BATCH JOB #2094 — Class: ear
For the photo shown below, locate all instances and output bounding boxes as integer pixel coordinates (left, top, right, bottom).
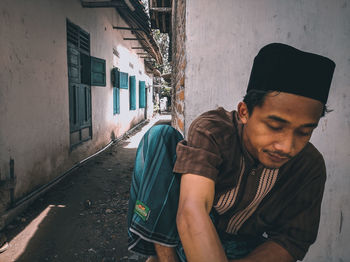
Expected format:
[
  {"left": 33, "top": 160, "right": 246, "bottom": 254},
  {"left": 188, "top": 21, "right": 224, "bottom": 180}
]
[{"left": 237, "top": 102, "right": 249, "bottom": 124}]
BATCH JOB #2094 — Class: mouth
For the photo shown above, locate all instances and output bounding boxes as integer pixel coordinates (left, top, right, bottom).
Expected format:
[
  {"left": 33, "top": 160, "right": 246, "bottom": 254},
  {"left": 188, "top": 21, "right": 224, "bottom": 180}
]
[{"left": 265, "top": 151, "right": 290, "bottom": 163}]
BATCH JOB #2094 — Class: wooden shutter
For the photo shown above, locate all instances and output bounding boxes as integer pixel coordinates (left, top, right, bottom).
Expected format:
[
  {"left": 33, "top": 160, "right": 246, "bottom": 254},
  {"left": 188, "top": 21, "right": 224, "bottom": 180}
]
[
  {"left": 79, "top": 29, "right": 90, "bottom": 54},
  {"left": 80, "top": 53, "right": 91, "bottom": 85},
  {"left": 113, "top": 87, "right": 120, "bottom": 114},
  {"left": 69, "top": 83, "right": 79, "bottom": 132},
  {"left": 111, "top": 68, "right": 119, "bottom": 87},
  {"left": 69, "top": 84, "right": 91, "bottom": 131},
  {"left": 119, "top": 72, "right": 129, "bottom": 89},
  {"left": 129, "top": 76, "right": 136, "bottom": 110},
  {"left": 79, "top": 85, "right": 91, "bottom": 127},
  {"left": 91, "top": 56, "right": 106, "bottom": 86},
  {"left": 67, "top": 19, "right": 92, "bottom": 146},
  {"left": 139, "top": 81, "right": 146, "bottom": 108},
  {"left": 67, "top": 44, "right": 80, "bottom": 84}
]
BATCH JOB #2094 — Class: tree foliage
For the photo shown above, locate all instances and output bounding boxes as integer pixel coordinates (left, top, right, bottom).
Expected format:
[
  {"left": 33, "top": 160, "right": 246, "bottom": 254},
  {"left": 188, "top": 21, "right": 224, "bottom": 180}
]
[
  {"left": 152, "top": 30, "right": 171, "bottom": 74},
  {"left": 161, "top": 87, "right": 172, "bottom": 98},
  {"left": 140, "top": 1, "right": 171, "bottom": 74}
]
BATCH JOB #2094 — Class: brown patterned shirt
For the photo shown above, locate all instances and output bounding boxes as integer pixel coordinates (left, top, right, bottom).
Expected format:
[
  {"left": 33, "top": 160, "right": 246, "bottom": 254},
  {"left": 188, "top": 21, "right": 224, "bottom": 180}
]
[{"left": 173, "top": 107, "right": 326, "bottom": 261}]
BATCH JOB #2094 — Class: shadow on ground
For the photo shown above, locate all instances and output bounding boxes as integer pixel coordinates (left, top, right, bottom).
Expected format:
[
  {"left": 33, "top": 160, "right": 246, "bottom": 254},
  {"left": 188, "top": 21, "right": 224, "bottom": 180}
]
[{"left": 0, "top": 118, "right": 171, "bottom": 262}]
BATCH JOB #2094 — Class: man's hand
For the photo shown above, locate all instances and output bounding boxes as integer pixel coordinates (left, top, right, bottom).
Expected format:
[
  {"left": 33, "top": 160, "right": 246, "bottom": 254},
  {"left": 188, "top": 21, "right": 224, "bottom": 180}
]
[{"left": 176, "top": 173, "right": 229, "bottom": 262}]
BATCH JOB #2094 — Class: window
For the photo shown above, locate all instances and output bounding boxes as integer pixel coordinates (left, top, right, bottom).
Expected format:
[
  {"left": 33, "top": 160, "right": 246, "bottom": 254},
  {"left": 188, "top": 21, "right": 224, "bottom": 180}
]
[
  {"left": 67, "top": 20, "right": 106, "bottom": 147},
  {"left": 119, "top": 72, "right": 129, "bottom": 89},
  {"left": 91, "top": 57, "right": 106, "bottom": 86},
  {"left": 129, "top": 75, "right": 136, "bottom": 110},
  {"left": 139, "top": 81, "right": 146, "bottom": 108}
]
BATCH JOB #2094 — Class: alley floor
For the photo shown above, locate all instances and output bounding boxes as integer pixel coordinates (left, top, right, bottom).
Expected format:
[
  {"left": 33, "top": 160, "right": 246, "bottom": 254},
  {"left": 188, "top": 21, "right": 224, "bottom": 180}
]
[{"left": 0, "top": 114, "right": 172, "bottom": 262}]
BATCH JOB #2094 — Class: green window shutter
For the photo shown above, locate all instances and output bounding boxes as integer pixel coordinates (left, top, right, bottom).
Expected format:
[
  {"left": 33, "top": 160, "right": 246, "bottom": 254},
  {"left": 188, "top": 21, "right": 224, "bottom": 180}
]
[
  {"left": 139, "top": 81, "right": 146, "bottom": 108},
  {"left": 111, "top": 68, "right": 119, "bottom": 87},
  {"left": 67, "top": 20, "right": 92, "bottom": 146},
  {"left": 67, "top": 44, "right": 80, "bottom": 84},
  {"left": 91, "top": 56, "right": 106, "bottom": 86},
  {"left": 129, "top": 75, "right": 136, "bottom": 110},
  {"left": 113, "top": 87, "right": 117, "bottom": 114},
  {"left": 119, "top": 72, "right": 129, "bottom": 89},
  {"left": 78, "top": 85, "right": 91, "bottom": 127},
  {"left": 116, "top": 87, "right": 120, "bottom": 114},
  {"left": 86, "top": 86, "right": 92, "bottom": 125},
  {"left": 69, "top": 83, "right": 79, "bottom": 132},
  {"left": 70, "top": 84, "right": 91, "bottom": 132},
  {"left": 113, "top": 87, "right": 120, "bottom": 114},
  {"left": 78, "top": 85, "right": 86, "bottom": 126},
  {"left": 81, "top": 53, "right": 91, "bottom": 85}
]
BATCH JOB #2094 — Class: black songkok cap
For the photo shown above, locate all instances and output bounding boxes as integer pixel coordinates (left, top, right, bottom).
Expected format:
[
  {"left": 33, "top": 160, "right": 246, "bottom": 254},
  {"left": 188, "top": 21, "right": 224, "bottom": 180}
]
[{"left": 247, "top": 43, "right": 336, "bottom": 104}]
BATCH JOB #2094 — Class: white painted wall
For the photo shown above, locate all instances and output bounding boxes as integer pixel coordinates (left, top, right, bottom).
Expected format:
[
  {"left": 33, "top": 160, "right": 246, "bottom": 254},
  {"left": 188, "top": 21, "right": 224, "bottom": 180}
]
[
  {"left": 0, "top": 0, "right": 153, "bottom": 202},
  {"left": 184, "top": 0, "right": 350, "bottom": 261}
]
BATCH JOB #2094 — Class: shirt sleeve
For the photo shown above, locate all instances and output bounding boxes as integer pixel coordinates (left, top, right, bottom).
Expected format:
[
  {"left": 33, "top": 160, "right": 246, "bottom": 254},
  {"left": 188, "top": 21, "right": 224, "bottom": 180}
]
[
  {"left": 173, "top": 117, "right": 223, "bottom": 181},
  {"left": 267, "top": 155, "right": 326, "bottom": 261}
]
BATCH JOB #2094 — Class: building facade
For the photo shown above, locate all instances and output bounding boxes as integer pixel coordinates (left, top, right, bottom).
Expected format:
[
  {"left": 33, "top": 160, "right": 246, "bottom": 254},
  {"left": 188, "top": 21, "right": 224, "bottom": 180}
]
[{"left": 0, "top": 0, "right": 161, "bottom": 227}]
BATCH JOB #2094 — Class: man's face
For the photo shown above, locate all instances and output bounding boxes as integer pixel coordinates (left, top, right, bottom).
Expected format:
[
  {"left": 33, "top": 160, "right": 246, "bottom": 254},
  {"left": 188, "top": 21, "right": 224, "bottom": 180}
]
[{"left": 238, "top": 92, "right": 324, "bottom": 169}]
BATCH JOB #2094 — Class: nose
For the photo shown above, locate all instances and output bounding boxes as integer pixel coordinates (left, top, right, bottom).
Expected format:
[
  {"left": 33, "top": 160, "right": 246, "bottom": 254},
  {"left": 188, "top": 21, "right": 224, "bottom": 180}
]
[{"left": 273, "top": 133, "right": 295, "bottom": 156}]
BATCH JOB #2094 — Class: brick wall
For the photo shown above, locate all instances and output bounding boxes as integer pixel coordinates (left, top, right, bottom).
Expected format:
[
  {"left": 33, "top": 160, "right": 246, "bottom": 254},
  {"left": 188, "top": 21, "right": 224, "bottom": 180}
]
[{"left": 171, "top": 0, "right": 186, "bottom": 136}]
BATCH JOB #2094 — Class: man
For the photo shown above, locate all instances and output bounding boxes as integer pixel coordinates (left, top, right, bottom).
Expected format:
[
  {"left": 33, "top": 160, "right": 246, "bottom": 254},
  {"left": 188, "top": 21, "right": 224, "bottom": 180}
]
[{"left": 127, "top": 43, "right": 335, "bottom": 261}]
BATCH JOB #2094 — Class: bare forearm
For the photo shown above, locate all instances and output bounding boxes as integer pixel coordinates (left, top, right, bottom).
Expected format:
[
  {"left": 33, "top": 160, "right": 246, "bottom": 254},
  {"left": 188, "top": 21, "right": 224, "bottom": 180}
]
[
  {"left": 177, "top": 208, "right": 228, "bottom": 262},
  {"left": 230, "top": 241, "right": 295, "bottom": 262},
  {"left": 177, "top": 174, "right": 228, "bottom": 261}
]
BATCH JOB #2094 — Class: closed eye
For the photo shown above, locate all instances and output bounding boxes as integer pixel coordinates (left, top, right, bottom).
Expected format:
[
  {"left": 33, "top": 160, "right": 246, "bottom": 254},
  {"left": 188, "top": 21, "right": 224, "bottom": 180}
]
[{"left": 267, "top": 124, "right": 283, "bottom": 131}]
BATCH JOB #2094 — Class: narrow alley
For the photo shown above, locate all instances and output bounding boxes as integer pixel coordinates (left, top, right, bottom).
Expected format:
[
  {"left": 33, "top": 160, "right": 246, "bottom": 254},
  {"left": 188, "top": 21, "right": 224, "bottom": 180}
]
[
  {"left": 0, "top": 115, "right": 171, "bottom": 262},
  {"left": 1, "top": 1, "right": 349, "bottom": 261}
]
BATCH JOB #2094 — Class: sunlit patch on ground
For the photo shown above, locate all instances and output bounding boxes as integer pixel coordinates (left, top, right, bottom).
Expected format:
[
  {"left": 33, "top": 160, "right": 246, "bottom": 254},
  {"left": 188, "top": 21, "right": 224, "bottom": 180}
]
[
  {"left": 123, "top": 114, "right": 172, "bottom": 149},
  {"left": 0, "top": 205, "right": 65, "bottom": 262}
]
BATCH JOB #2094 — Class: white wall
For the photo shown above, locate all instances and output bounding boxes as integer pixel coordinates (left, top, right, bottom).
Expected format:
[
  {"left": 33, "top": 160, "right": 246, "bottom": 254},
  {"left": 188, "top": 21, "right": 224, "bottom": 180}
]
[
  {"left": 185, "top": 0, "right": 350, "bottom": 261},
  {"left": 0, "top": 0, "right": 152, "bottom": 202}
]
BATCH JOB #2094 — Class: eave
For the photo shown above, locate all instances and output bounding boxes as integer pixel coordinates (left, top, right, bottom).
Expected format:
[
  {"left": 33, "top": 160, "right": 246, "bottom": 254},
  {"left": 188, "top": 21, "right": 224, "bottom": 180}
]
[
  {"left": 81, "top": 0, "right": 163, "bottom": 64},
  {"left": 148, "top": 0, "right": 172, "bottom": 34}
]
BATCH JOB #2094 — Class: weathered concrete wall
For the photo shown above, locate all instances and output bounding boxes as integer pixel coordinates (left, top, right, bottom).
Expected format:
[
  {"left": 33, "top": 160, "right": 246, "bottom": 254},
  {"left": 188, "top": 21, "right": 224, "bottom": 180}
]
[
  {"left": 171, "top": 0, "right": 186, "bottom": 135},
  {"left": 0, "top": 0, "right": 152, "bottom": 211},
  {"left": 184, "top": 0, "right": 350, "bottom": 261}
]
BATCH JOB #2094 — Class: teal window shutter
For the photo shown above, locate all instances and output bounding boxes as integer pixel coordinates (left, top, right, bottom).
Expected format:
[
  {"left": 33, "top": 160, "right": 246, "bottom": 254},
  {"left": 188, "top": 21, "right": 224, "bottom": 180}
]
[
  {"left": 78, "top": 85, "right": 91, "bottom": 127},
  {"left": 68, "top": 84, "right": 91, "bottom": 131},
  {"left": 113, "top": 87, "right": 120, "bottom": 114},
  {"left": 111, "top": 67, "right": 119, "bottom": 87},
  {"left": 67, "top": 44, "right": 80, "bottom": 84},
  {"left": 80, "top": 53, "right": 91, "bottom": 85},
  {"left": 116, "top": 87, "right": 120, "bottom": 114},
  {"left": 91, "top": 56, "right": 106, "bottom": 86},
  {"left": 119, "top": 72, "right": 129, "bottom": 89},
  {"left": 129, "top": 76, "right": 136, "bottom": 110},
  {"left": 139, "top": 81, "right": 146, "bottom": 108},
  {"left": 67, "top": 20, "right": 92, "bottom": 146},
  {"left": 69, "top": 83, "right": 79, "bottom": 131}
]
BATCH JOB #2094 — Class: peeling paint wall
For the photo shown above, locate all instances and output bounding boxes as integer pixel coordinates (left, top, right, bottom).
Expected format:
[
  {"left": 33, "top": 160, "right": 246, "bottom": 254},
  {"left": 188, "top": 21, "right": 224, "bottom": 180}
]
[
  {"left": 171, "top": 0, "right": 186, "bottom": 135},
  {"left": 0, "top": 0, "right": 153, "bottom": 211},
  {"left": 184, "top": 0, "right": 350, "bottom": 260}
]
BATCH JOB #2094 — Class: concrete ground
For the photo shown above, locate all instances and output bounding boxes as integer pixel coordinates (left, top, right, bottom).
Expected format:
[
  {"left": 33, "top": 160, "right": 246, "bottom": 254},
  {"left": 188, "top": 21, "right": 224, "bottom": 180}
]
[{"left": 0, "top": 114, "right": 172, "bottom": 262}]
